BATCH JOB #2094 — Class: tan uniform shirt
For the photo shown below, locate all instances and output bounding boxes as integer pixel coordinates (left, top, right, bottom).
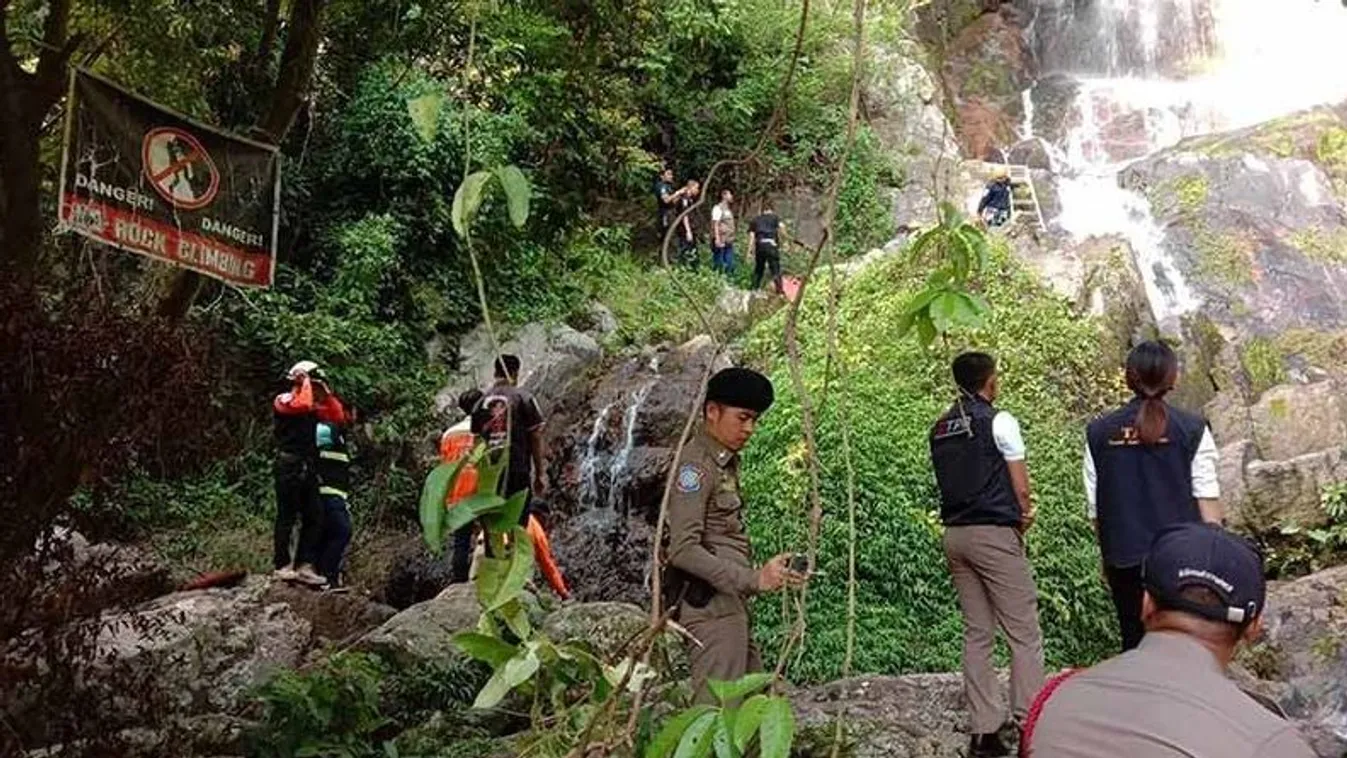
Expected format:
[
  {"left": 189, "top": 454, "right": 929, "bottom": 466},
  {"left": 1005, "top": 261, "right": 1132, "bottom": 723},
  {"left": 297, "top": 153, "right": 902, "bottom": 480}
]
[
  {"left": 666, "top": 430, "right": 759, "bottom": 612},
  {"left": 1032, "top": 632, "right": 1316, "bottom": 758}
]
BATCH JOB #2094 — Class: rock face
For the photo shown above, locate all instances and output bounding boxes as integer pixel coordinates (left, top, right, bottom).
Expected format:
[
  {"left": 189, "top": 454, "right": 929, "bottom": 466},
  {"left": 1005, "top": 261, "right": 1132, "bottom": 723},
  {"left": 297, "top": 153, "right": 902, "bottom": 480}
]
[
  {"left": 940, "top": 9, "right": 1034, "bottom": 159},
  {"left": 436, "top": 322, "right": 603, "bottom": 421},
  {"left": 792, "top": 673, "right": 983, "bottom": 757},
  {"left": 540, "top": 601, "right": 689, "bottom": 679},
  {"left": 1238, "top": 565, "right": 1347, "bottom": 756}
]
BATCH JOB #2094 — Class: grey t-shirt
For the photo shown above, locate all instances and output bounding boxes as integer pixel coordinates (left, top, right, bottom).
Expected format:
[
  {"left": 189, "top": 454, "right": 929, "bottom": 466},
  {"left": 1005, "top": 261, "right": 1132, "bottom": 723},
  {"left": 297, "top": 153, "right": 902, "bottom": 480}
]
[{"left": 1031, "top": 632, "right": 1316, "bottom": 758}]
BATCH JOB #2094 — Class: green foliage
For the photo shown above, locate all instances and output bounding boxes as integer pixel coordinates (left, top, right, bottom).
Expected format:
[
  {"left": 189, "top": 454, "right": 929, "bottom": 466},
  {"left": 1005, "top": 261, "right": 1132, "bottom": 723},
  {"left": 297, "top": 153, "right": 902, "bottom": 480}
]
[
  {"left": 1258, "top": 483, "right": 1347, "bottom": 578},
  {"left": 1239, "top": 337, "right": 1286, "bottom": 396},
  {"left": 1192, "top": 226, "right": 1256, "bottom": 288},
  {"left": 646, "top": 674, "right": 795, "bottom": 758},
  {"left": 247, "top": 653, "right": 391, "bottom": 758},
  {"left": 1171, "top": 174, "right": 1210, "bottom": 217},
  {"left": 1289, "top": 227, "right": 1347, "bottom": 265},
  {"left": 743, "top": 241, "right": 1124, "bottom": 681},
  {"left": 897, "top": 202, "right": 992, "bottom": 345}
]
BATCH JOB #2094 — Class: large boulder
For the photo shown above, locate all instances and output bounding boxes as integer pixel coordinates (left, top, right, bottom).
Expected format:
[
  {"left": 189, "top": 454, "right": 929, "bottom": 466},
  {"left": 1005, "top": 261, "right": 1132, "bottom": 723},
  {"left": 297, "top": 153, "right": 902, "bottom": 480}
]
[
  {"left": 355, "top": 583, "right": 483, "bottom": 669},
  {"left": 1250, "top": 381, "right": 1347, "bottom": 463},
  {"left": 435, "top": 322, "right": 603, "bottom": 420},
  {"left": 791, "top": 673, "right": 986, "bottom": 757},
  {"left": 64, "top": 578, "right": 308, "bottom": 722},
  {"left": 1237, "top": 565, "right": 1347, "bottom": 756},
  {"left": 941, "top": 10, "right": 1034, "bottom": 159}
]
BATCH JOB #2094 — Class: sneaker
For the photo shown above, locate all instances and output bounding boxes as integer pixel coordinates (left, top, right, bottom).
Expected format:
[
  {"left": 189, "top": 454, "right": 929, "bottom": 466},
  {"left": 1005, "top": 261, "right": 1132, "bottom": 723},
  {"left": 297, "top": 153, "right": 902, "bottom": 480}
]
[
  {"left": 969, "top": 733, "right": 1010, "bottom": 758},
  {"left": 293, "top": 565, "right": 328, "bottom": 588},
  {"left": 273, "top": 565, "right": 298, "bottom": 581}
]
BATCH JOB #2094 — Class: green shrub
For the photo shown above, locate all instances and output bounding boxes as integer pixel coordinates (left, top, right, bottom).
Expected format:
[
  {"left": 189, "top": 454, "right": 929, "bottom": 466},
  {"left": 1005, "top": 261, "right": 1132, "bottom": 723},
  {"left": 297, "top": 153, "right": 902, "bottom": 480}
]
[
  {"left": 741, "top": 242, "right": 1123, "bottom": 682},
  {"left": 247, "top": 653, "right": 391, "bottom": 758},
  {"left": 1239, "top": 337, "right": 1286, "bottom": 396}
]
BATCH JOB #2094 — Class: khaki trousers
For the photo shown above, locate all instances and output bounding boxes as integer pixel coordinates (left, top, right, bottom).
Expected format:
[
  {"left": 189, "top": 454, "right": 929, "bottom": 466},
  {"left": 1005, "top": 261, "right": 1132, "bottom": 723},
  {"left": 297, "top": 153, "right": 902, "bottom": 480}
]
[
  {"left": 682, "top": 595, "right": 762, "bottom": 704},
  {"left": 943, "top": 524, "right": 1046, "bottom": 733}
]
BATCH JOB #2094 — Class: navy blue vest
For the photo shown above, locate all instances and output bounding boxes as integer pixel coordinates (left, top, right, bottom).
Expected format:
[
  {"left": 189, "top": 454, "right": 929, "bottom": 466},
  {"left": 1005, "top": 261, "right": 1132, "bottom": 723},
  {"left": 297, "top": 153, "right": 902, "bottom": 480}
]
[
  {"left": 930, "top": 396, "right": 1021, "bottom": 527},
  {"left": 1087, "top": 398, "right": 1208, "bottom": 567}
]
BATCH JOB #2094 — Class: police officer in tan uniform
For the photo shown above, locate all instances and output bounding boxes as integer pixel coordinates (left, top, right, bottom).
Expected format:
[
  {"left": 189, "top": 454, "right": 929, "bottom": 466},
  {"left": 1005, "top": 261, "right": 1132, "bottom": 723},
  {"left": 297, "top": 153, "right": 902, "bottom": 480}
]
[
  {"left": 665, "top": 367, "right": 805, "bottom": 703},
  {"left": 1025, "top": 523, "right": 1315, "bottom": 758}
]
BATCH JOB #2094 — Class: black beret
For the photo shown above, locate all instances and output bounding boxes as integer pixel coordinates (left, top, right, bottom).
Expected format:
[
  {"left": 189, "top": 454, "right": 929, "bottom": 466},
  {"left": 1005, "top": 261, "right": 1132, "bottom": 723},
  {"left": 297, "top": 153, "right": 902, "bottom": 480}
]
[{"left": 706, "top": 367, "right": 774, "bottom": 413}]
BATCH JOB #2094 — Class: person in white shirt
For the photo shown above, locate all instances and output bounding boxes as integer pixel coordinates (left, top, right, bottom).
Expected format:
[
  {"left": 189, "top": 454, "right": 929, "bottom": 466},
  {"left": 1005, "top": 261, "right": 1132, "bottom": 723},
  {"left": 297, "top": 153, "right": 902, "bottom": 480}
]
[
  {"left": 710, "top": 189, "right": 736, "bottom": 275},
  {"left": 1083, "top": 340, "right": 1222, "bottom": 651},
  {"left": 930, "top": 352, "right": 1045, "bottom": 758}
]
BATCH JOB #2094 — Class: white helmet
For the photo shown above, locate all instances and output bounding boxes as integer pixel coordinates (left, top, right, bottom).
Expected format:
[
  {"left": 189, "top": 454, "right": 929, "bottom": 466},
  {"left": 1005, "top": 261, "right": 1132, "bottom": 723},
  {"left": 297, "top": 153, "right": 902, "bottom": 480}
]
[{"left": 286, "top": 360, "right": 321, "bottom": 380}]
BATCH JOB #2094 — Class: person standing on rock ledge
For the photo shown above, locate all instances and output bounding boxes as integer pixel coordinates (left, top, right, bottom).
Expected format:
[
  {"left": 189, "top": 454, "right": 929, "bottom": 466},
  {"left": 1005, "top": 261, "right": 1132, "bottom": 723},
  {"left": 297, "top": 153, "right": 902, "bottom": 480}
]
[
  {"left": 929, "top": 352, "right": 1044, "bottom": 758},
  {"left": 664, "top": 367, "right": 806, "bottom": 703},
  {"left": 1023, "top": 523, "right": 1315, "bottom": 758},
  {"left": 1085, "top": 340, "right": 1222, "bottom": 652}
]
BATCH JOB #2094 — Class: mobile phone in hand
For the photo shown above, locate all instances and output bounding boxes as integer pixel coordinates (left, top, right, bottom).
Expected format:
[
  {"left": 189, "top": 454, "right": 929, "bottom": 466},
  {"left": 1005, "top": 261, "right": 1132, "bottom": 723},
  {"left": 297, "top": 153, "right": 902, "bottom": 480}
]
[{"left": 788, "top": 554, "right": 809, "bottom": 574}]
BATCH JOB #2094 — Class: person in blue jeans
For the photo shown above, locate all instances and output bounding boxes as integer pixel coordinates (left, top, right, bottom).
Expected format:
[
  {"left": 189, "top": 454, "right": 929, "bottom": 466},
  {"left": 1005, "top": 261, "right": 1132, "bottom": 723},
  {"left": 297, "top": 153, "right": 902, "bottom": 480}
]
[
  {"left": 314, "top": 420, "right": 353, "bottom": 589},
  {"left": 711, "top": 189, "right": 737, "bottom": 275}
]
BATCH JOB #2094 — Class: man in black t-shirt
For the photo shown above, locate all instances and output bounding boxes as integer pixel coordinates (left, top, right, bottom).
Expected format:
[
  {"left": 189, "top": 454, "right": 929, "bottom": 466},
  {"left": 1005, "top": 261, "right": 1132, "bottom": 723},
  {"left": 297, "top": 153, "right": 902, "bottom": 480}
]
[
  {"left": 449, "top": 354, "right": 548, "bottom": 583},
  {"left": 654, "top": 167, "right": 684, "bottom": 235},
  {"left": 675, "top": 179, "right": 701, "bottom": 268},
  {"left": 748, "top": 207, "right": 785, "bottom": 294}
]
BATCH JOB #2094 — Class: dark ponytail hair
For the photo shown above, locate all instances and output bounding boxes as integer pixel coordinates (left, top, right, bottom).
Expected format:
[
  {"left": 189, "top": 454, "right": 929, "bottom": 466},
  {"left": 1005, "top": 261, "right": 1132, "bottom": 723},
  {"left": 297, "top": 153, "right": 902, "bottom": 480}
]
[{"left": 1125, "top": 341, "right": 1179, "bottom": 445}]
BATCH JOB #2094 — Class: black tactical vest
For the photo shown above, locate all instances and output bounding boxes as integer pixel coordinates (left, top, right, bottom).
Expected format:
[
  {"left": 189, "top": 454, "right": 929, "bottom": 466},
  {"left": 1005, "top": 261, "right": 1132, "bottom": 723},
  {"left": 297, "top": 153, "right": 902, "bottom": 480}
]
[
  {"left": 1087, "top": 398, "right": 1208, "bottom": 567},
  {"left": 929, "top": 395, "right": 1021, "bottom": 527}
]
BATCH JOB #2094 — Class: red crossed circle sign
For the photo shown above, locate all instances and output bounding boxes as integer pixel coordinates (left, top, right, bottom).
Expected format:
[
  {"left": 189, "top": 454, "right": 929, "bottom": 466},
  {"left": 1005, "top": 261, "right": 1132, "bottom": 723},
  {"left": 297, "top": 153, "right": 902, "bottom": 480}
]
[{"left": 141, "top": 127, "right": 220, "bottom": 210}]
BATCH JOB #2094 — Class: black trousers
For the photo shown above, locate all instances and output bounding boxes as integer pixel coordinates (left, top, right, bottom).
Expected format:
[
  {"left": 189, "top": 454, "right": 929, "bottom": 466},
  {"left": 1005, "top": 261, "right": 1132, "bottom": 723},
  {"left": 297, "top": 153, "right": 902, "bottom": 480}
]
[
  {"left": 316, "top": 494, "right": 352, "bottom": 586},
  {"left": 752, "top": 246, "right": 782, "bottom": 292},
  {"left": 1105, "top": 564, "right": 1146, "bottom": 652},
  {"left": 451, "top": 488, "right": 533, "bottom": 583},
  {"left": 274, "top": 461, "right": 323, "bottom": 570}
]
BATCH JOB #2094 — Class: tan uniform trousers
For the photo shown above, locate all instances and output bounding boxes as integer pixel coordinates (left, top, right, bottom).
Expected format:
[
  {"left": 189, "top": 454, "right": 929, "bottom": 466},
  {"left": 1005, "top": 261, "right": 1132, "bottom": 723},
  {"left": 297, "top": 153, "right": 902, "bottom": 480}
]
[
  {"left": 943, "top": 524, "right": 1045, "bottom": 734},
  {"left": 682, "top": 593, "right": 762, "bottom": 704}
]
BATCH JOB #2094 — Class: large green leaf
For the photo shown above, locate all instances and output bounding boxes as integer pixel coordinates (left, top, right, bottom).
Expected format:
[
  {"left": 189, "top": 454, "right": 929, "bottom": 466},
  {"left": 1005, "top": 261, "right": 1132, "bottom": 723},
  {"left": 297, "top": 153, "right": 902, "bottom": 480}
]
[
  {"left": 916, "top": 313, "right": 937, "bottom": 346},
  {"left": 451, "top": 170, "right": 494, "bottom": 239},
  {"left": 444, "top": 493, "right": 506, "bottom": 534},
  {"left": 494, "top": 165, "right": 531, "bottom": 228},
  {"left": 406, "top": 91, "right": 443, "bottom": 143},
  {"left": 475, "top": 449, "right": 509, "bottom": 497},
  {"left": 452, "top": 632, "right": 517, "bottom": 668},
  {"left": 498, "top": 597, "right": 532, "bottom": 639},
  {"left": 674, "top": 710, "right": 719, "bottom": 758},
  {"left": 646, "top": 705, "right": 714, "bottom": 758},
  {"left": 707, "top": 672, "right": 773, "bottom": 705},
  {"left": 478, "top": 527, "right": 534, "bottom": 611},
  {"left": 487, "top": 489, "right": 530, "bottom": 533},
  {"left": 757, "top": 698, "right": 794, "bottom": 758},
  {"left": 472, "top": 646, "right": 540, "bottom": 709},
  {"left": 712, "top": 716, "right": 740, "bottom": 758},
  {"left": 929, "top": 291, "right": 962, "bottom": 333},
  {"left": 419, "top": 460, "right": 467, "bottom": 554},
  {"left": 732, "top": 695, "right": 769, "bottom": 751}
]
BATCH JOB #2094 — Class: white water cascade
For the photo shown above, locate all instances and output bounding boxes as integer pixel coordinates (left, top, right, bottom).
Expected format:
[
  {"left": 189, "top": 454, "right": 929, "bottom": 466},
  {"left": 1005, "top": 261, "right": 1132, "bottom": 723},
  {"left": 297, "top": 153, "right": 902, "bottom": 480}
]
[
  {"left": 577, "top": 403, "right": 613, "bottom": 509},
  {"left": 607, "top": 379, "right": 657, "bottom": 511},
  {"left": 1033, "top": 0, "right": 1347, "bottom": 330}
]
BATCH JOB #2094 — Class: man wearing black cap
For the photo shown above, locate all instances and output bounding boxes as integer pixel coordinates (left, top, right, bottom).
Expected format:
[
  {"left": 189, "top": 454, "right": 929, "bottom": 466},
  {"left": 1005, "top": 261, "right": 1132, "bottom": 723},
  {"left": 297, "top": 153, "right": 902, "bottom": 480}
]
[
  {"left": 930, "top": 352, "right": 1043, "bottom": 757},
  {"left": 665, "top": 367, "right": 806, "bottom": 703},
  {"left": 1024, "top": 524, "right": 1315, "bottom": 757}
]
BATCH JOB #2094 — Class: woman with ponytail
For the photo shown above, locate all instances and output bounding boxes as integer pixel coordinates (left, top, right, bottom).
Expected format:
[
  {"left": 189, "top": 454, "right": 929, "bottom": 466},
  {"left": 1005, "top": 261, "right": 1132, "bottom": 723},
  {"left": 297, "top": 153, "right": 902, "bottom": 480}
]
[{"left": 1083, "top": 341, "right": 1223, "bottom": 651}]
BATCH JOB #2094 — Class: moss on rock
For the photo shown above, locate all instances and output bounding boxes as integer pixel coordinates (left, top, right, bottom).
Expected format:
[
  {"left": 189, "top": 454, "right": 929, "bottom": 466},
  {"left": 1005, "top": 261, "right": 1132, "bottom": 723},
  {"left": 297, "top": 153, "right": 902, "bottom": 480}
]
[
  {"left": 1290, "top": 226, "right": 1347, "bottom": 265},
  {"left": 1193, "top": 226, "right": 1257, "bottom": 288},
  {"left": 1240, "top": 337, "right": 1288, "bottom": 396}
]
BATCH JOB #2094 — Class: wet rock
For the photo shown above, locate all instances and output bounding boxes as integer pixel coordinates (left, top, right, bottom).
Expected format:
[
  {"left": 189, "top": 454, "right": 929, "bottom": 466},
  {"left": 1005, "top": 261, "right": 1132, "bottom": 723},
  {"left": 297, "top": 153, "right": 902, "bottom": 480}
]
[
  {"left": 941, "top": 11, "right": 1034, "bottom": 158},
  {"left": 541, "top": 602, "right": 689, "bottom": 679},
  {"left": 549, "top": 508, "right": 654, "bottom": 606},
  {"left": 1008, "top": 138, "right": 1054, "bottom": 170},
  {"left": 381, "top": 542, "right": 457, "bottom": 610},
  {"left": 355, "top": 584, "right": 482, "bottom": 669},
  {"left": 1029, "top": 72, "right": 1082, "bottom": 148}
]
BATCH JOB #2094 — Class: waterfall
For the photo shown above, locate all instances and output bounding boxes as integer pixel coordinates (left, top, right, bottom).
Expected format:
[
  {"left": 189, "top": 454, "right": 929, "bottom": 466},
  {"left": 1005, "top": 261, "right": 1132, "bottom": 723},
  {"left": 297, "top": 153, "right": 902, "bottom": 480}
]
[
  {"left": 577, "top": 403, "right": 612, "bottom": 509},
  {"left": 607, "top": 378, "right": 657, "bottom": 511},
  {"left": 1031, "top": 0, "right": 1347, "bottom": 331}
]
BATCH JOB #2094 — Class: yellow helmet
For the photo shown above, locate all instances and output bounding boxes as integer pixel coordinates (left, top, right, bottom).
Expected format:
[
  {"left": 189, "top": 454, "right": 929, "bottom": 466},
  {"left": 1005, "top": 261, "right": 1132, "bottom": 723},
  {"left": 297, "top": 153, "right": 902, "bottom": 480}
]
[{"left": 990, "top": 165, "right": 1010, "bottom": 180}]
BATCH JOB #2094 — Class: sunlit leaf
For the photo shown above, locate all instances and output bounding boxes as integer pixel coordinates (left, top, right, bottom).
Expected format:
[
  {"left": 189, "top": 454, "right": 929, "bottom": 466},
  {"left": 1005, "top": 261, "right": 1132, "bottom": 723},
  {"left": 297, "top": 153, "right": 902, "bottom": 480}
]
[
  {"left": 406, "top": 91, "right": 443, "bottom": 143},
  {"left": 451, "top": 170, "right": 494, "bottom": 239},
  {"left": 495, "top": 164, "right": 531, "bottom": 228},
  {"left": 482, "top": 527, "right": 534, "bottom": 611},
  {"left": 419, "top": 460, "right": 468, "bottom": 554},
  {"left": 472, "top": 646, "right": 540, "bottom": 709},
  {"left": 444, "top": 493, "right": 506, "bottom": 534},
  {"left": 453, "top": 632, "right": 517, "bottom": 668},
  {"left": 674, "top": 710, "right": 718, "bottom": 758},
  {"left": 732, "top": 695, "right": 769, "bottom": 750}
]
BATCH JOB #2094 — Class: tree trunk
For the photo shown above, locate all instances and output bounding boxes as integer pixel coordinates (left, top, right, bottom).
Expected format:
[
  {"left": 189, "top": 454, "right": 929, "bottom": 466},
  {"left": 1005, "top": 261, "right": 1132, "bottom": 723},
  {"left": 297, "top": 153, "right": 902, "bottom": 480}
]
[{"left": 159, "top": 0, "right": 328, "bottom": 321}]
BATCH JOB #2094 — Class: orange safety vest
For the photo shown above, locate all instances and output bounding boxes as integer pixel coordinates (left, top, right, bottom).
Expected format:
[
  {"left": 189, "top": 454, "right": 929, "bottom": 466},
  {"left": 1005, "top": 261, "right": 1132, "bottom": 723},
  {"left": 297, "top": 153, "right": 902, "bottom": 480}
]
[{"left": 439, "top": 422, "right": 570, "bottom": 600}]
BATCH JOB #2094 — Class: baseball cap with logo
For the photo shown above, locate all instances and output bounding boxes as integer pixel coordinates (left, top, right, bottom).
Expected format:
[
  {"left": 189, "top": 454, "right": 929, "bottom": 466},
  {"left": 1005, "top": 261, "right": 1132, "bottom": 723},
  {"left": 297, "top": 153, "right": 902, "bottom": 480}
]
[{"left": 1142, "top": 523, "right": 1266, "bottom": 626}]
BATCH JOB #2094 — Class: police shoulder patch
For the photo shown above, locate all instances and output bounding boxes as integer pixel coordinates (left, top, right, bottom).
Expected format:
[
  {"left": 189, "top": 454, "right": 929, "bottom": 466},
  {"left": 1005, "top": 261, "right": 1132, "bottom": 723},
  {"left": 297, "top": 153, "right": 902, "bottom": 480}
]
[{"left": 676, "top": 464, "right": 705, "bottom": 493}]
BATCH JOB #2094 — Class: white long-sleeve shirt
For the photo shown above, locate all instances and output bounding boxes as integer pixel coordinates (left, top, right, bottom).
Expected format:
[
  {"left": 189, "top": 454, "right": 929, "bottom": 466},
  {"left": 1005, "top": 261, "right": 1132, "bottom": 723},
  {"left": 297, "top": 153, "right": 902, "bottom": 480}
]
[{"left": 1083, "top": 427, "right": 1220, "bottom": 519}]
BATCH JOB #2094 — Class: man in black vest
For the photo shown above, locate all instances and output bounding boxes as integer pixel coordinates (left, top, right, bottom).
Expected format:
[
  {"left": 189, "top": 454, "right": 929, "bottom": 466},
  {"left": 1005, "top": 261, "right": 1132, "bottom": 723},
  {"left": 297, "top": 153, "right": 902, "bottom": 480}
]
[{"left": 930, "top": 352, "right": 1045, "bottom": 758}]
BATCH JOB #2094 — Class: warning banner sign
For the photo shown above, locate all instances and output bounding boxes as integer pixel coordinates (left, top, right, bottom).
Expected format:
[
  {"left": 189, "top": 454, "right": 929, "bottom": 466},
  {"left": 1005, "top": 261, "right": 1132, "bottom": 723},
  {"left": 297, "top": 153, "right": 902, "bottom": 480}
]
[{"left": 58, "top": 70, "right": 280, "bottom": 287}]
